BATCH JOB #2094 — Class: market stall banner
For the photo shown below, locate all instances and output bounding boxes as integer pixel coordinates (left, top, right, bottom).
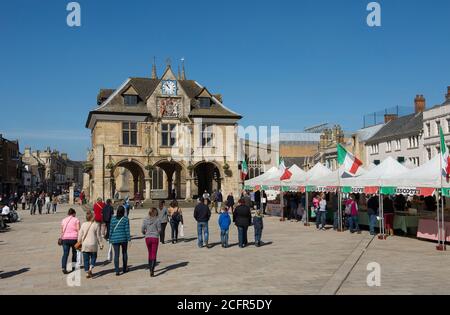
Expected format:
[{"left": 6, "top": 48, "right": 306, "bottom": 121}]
[
  {"left": 380, "top": 186, "right": 436, "bottom": 196},
  {"left": 306, "top": 186, "right": 337, "bottom": 193},
  {"left": 281, "top": 186, "right": 304, "bottom": 192},
  {"left": 442, "top": 188, "right": 450, "bottom": 197},
  {"left": 341, "top": 186, "right": 379, "bottom": 194}
]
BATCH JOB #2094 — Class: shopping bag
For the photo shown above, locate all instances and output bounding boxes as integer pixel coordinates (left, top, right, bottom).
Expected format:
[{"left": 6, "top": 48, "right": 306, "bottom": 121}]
[{"left": 179, "top": 223, "right": 185, "bottom": 238}]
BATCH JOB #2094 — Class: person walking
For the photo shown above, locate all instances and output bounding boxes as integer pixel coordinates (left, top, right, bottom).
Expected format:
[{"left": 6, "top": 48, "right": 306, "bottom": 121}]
[
  {"left": 233, "top": 199, "right": 252, "bottom": 248},
  {"left": 93, "top": 197, "right": 105, "bottom": 223},
  {"left": 20, "top": 193, "right": 26, "bottom": 210},
  {"left": 218, "top": 206, "right": 231, "bottom": 248},
  {"left": 51, "top": 194, "right": 58, "bottom": 213},
  {"left": 102, "top": 199, "right": 114, "bottom": 260},
  {"left": 194, "top": 198, "right": 211, "bottom": 248},
  {"left": 142, "top": 208, "right": 161, "bottom": 277},
  {"left": 316, "top": 193, "right": 327, "bottom": 231},
  {"left": 261, "top": 190, "right": 267, "bottom": 215},
  {"left": 367, "top": 194, "right": 379, "bottom": 236},
  {"left": 253, "top": 209, "right": 264, "bottom": 247},
  {"left": 168, "top": 200, "right": 183, "bottom": 244},
  {"left": 109, "top": 206, "right": 131, "bottom": 276},
  {"left": 59, "top": 208, "right": 80, "bottom": 274},
  {"left": 30, "top": 192, "right": 37, "bottom": 215},
  {"left": 226, "top": 192, "right": 235, "bottom": 212},
  {"left": 158, "top": 200, "right": 169, "bottom": 244},
  {"left": 216, "top": 189, "right": 223, "bottom": 214},
  {"left": 37, "top": 193, "right": 44, "bottom": 215},
  {"left": 78, "top": 211, "right": 103, "bottom": 279},
  {"left": 346, "top": 195, "right": 360, "bottom": 234},
  {"left": 45, "top": 193, "right": 51, "bottom": 214}
]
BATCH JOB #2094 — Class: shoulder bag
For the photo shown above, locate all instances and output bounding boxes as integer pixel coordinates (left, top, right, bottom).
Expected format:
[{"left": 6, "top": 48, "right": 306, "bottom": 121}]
[{"left": 74, "top": 222, "right": 94, "bottom": 251}]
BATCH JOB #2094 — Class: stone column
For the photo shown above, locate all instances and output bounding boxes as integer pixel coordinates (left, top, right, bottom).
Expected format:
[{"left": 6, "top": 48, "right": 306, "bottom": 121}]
[
  {"left": 185, "top": 176, "right": 192, "bottom": 201},
  {"left": 93, "top": 145, "right": 105, "bottom": 200},
  {"left": 145, "top": 178, "right": 151, "bottom": 201},
  {"left": 69, "top": 184, "right": 75, "bottom": 205}
]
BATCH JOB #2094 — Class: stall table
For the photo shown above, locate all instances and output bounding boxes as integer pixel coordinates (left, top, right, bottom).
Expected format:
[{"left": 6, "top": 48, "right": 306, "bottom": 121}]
[
  {"left": 393, "top": 215, "right": 419, "bottom": 234},
  {"left": 417, "top": 218, "right": 450, "bottom": 242}
]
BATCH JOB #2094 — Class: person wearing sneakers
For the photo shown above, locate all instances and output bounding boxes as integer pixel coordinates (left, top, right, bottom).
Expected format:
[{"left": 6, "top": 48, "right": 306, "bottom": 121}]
[{"left": 78, "top": 211, "right": 103, "bottom": 279}]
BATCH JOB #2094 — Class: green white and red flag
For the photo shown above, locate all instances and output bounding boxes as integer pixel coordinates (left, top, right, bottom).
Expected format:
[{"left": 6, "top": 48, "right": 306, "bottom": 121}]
[
  {"left": 439, "top": 126, "right": 450, "bottom": 178},
  {"left": 337, "top": 144, "right": 363, "bottom": 175},
  {"left": 241, "top": 160, "right": 248, "bottom": 181},
  {"left": 279, "top": 158, "right": 293, "bottom": 181}
]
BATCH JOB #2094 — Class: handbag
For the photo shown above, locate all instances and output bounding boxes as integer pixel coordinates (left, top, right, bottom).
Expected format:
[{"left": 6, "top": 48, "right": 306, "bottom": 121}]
[
  {"left": 179, "top": 223, "right": 184, "bottom": 238},
  {"left": 74, "top": 222, "right": 93, "bottom": 251},
  {"left": 58, "top": 217, "right": 73, "bottom": 246}
]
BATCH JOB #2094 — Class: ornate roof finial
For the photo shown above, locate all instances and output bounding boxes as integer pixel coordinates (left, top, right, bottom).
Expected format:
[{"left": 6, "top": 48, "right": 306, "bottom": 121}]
[
  {"left": 177, "top": 65, "right": 181, "bottom": 80},
  {"left": 151, "top": 56, "right": 158, "bottom": 79},
  {"left": 166, "top": 57, "right": 172, "bottom": 68},
  {"left": 181, "top": 57, "right": 186, "bottom": 80}
]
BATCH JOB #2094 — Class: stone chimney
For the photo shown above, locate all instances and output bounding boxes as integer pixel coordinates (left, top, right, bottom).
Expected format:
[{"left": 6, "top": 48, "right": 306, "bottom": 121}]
[
  {"left": 414, "top": 94, "right": 426, "bottom": 113},
  {"left": 24, "top": 147, "right": 31, "bottom": 158},
  {"left": 446, "top": 86, "right": 450, "bottom": 102},
  {"left": 61, "top": 153, "right": 68, "bottom": 161},
  {"left": 384, "top": 114, "right": 398, "bottom": 123}
]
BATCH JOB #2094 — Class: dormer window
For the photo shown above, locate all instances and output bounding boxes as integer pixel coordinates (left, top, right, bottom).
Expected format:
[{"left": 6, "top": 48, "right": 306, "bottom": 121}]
[
  {"left": 199, "top": 97, "right": 211, "bottom": 108},
  {"left": 124, "top": 95, "right": 138, "bottom": 106}
]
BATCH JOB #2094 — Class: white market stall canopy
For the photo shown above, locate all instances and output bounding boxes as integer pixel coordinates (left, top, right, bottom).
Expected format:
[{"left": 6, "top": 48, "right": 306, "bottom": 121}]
[
  {"left": 308, "top": 164, "right": 367, "bottom": 188},
  {"left": 341, "top": 156, "right": 409, "bottom": 188}
]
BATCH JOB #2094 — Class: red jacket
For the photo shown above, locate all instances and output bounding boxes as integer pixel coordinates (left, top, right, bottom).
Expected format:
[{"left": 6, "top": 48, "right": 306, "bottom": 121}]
[{"left": 93, "top": 201, "right": 105, "bottom": 222}]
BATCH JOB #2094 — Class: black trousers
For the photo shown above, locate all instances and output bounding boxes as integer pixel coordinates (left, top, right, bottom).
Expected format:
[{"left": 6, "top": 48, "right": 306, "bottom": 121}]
[{"left": 160, "top": 222, "right": 167, "bottom": 243}]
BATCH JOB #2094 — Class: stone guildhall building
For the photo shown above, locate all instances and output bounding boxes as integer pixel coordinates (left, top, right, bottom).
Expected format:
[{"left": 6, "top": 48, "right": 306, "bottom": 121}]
[{"left": 84, "top": 62, "right": 242, "bottom": 202}]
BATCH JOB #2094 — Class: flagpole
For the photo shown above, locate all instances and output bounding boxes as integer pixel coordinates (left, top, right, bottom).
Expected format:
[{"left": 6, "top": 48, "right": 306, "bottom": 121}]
[
  {"left": 337, "top": 165, "right": 343, "bottom": 232},
  {"left": 439, "top": 155, "right": 445, "bottom": 251},
  {"left": 437, "top": 151, "right": 443, "bottom": 250}
]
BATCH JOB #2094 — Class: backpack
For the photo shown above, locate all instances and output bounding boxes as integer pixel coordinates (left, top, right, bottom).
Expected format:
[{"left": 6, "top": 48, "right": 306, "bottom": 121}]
[{"left": 172, "top": 209, "right": 182, "bottom": 223}]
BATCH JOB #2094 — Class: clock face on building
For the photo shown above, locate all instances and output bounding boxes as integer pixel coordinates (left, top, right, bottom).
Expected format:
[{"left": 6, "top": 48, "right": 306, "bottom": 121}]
[{"left": 161, "top": 80, "right": 177, "bottom": 96}]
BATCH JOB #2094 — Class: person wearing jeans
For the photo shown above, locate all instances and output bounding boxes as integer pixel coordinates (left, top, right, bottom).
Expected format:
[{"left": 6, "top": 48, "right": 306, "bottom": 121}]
[
  {"left": 193, "top": 198, "right": 211, "bottom": 248},
  {"left": 197, "top": 222, "right": 209, "bottom": 248},
  {"left": 367, "top": 195, "right": 379, "bottom": 236},
  {"left": 78, "top": 211, "right": 103, "bottom": 279},
  {"left": 109, "top": 206, "right": 131, "bottom": 276},
  {"left": 233, "top": 199, "right": 252, "bottom": 248},
  {"left": 316, "top": 193, "right": 327, "bottom": 231},
  {"left": 168, "top": 200, "right": 183, "bottom": 244},
  {"left": 218, "top": 206, "right": 231, "bottom": 248},
  {"left": 346, "top": 195, "right": 360, "bottom": 233},
  {"left": 60, "top": 208, "right": 80, "bottom": 274},
  {"left": 158, "top": 201, "right": 168, "bottom": 244}
]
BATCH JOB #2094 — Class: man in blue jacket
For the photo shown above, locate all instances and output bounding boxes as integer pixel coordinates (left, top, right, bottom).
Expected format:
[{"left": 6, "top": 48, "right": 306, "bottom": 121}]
[{"left": 218, "top": 207, "right": 231, "bottom": 248}]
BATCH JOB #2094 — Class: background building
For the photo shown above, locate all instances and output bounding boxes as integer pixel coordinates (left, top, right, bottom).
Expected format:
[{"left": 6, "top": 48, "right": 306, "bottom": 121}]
[
  {"left": 0, "top": 134, "right": 21, "bottom": 196},
  {"left": 423, "top": 86, "right": 450, "bottom": 161},
  {"left": 365, "top": 95, "right": 425, "bottom": 167},
  {"left": 84, "top": 62, "right": 242, "bottom": 202}
]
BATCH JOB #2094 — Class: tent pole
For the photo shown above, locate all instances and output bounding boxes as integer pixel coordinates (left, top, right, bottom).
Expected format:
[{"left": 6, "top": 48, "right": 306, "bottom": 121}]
[
  {"left": 441, "top": 191, "right": 446, "bottom": 250},
  {"left": 436, "top": 190, "right": 442, "bottom": 250},
  {"left": 305, "top": 190, "right": 309, "bottom": 226},
  {"left": 337, "top": 167, "right": 343, "bottom": 232}
]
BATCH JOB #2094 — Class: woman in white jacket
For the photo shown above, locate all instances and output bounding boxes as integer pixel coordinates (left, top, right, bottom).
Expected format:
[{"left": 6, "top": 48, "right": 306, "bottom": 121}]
[{"left": 78, "top": 211, "right": 103, "bottom": 278}]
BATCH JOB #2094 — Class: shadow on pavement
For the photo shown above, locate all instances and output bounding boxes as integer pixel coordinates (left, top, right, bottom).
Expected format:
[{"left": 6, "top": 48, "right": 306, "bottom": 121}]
[
  {"left": 92, "top": 264, "right": 149, "bottom": 278},
  {"left": 183, "top": 237, "right": 197, "bottom": 243},
  {"left": 155, "top": 261, "right": 189, "bottom": 277},
  {"left": 0, "top": 268, "right": 30, "bottom": 279}
]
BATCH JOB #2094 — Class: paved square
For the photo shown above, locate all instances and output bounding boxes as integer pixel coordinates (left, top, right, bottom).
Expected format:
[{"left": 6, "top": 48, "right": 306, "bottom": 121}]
[{"left": 1, "top": 205, "right": 449, "bottom": 294}]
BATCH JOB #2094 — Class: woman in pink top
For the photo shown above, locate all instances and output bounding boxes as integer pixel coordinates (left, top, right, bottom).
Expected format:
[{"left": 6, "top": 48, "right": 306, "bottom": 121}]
[
  {"left": 60, "top": 208, "right": 80, "bottom": 274},
  {"left": 346, "top": 195, "right": 360, "bottom": 234}
]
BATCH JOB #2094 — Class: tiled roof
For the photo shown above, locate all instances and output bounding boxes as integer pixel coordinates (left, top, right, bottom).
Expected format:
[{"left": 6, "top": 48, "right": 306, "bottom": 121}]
[{"left": 366, "top": 113, "right": 423, "bottom": 144}]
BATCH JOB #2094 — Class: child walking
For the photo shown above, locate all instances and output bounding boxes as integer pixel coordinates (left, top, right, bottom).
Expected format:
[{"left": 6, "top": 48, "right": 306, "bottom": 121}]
[
  {"left": 218, "top": 206, "right": 231, "bottom": 248},
  {"left": 253, "top": 210, "right": 264, "bottom": 247}
]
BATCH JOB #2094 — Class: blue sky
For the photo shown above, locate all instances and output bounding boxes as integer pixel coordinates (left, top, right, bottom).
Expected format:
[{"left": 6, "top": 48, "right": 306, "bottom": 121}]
[{"left": 1, "top": 0, "right": 450, "bottom": 160}]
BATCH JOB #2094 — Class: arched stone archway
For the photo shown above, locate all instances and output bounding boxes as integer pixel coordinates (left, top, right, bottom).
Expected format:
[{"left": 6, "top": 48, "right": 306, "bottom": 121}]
[
  {"left": 111, "top": 160, "right": 146, "bottom": 201},
  {"left": 153, "top": 160, "right": 185, "bottom": 200},
  {"left": 193, "top": 161, "right": 222, "bottom": 198}
]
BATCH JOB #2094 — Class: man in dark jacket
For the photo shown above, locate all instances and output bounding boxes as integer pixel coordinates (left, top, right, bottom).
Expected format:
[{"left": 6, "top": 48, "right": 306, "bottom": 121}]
[
  {"left": 102, "top": 199, "right": 114, "bottom": 240},
  {"left": 367, "top": 195, "right": 379, "bottom": 236},
  {"left": 233, "top": 199, "right": 252, "bottom": 248},
  {"left": 194, "top": 198, "right": 211, "bottom": 248}
]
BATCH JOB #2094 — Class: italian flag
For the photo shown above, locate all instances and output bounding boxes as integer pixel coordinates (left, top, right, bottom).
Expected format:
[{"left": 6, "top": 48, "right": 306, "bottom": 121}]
[
  {"left": 337, "top": 144, "right": 363, "bottom": 175},
  {"left": 279, "top": 158, "right": 293, "bottom": 181},
  {"left": 439, "top": 127, "right": 450, "bottom": 178},
  {"left": 241, "top": 160, "right": 248, "bottom": 181}
]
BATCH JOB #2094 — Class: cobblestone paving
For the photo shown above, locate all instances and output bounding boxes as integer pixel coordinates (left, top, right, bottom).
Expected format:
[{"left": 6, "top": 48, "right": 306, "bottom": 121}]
[{"left": 0, "top": 204, "right": 449, "bottom": 294}]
